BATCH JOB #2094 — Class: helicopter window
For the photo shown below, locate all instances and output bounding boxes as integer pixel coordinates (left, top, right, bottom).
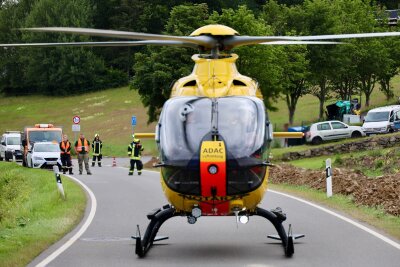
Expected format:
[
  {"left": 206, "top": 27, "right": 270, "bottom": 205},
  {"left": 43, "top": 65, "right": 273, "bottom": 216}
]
[
  {"left": 183, "top": 80, "right": 197, "bottom": 87},
  {"left": 159, "top": 96, "right": 266, "bottom": 162},
  {"left": 232, "top": 80, "right": 246, "bottom": 86},
  {"left": 159, "top": 97, "right": 212, "bottom": 162},
  {"left": 217, "top": 97, "right": 266, "bottom": 159}
]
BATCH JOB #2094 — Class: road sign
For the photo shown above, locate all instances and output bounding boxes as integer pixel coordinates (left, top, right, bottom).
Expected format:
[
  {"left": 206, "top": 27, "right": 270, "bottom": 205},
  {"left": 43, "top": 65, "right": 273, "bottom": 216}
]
[
  {"left": 131, "top": 116, "right": 137, "bottom": 126},
  {"left": 72, "top": 124, "right": 81, "bottom": 132},
  {"left": 73, "top": 116, "right": 80, "bottom": 124}
]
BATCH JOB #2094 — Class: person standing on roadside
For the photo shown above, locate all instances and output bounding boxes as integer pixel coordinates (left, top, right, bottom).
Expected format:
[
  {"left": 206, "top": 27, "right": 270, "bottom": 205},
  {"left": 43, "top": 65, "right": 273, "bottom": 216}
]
[
  {"left": 91, "top": 133, "right": 103, "bottom": 167},
  {"left": 128, "top": 135, "right": 144, "bottom": 175},
  {"left": 59, "top": 134, "right": 73, "bottom": 175},
  {"left": 75, "top": 133, "right": 92, "bottom": 175}
]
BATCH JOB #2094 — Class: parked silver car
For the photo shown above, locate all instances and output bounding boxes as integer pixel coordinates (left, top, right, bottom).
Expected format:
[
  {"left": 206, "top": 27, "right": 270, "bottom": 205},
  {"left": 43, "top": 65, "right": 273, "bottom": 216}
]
[{"left": 305, "top": 121, "right": 365, "bottom": 145}]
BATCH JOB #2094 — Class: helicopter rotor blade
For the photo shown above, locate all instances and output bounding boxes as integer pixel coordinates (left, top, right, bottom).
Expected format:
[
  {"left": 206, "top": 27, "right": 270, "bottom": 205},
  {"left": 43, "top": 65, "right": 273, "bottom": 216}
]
[
  {"left": 261, "top": 40, "right": 344, "bottom": 45},
  {"left": 224, "top": 31, "right": 400, "bottom": 49},
  {"left": 20, "top": 27, "right": 215, "bottom": 48},
  {"left": 0, "top": 40, "right": 198, "bottom": 48}
]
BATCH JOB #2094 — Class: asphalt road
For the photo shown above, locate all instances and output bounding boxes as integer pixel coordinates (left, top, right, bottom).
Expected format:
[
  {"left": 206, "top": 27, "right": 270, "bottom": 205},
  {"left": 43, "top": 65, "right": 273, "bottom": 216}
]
[{"left": 28, "top": 157, "right": 400, "bottom": 267}]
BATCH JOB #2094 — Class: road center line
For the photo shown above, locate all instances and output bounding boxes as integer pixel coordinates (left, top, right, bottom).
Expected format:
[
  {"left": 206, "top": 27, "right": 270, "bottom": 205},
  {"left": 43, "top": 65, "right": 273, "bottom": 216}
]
[
  {"left": 35, "top": 175, "right": 97, "bottom": 267},
  {"left": 269, "top": 189, "right": 400, "bottom": 250}
]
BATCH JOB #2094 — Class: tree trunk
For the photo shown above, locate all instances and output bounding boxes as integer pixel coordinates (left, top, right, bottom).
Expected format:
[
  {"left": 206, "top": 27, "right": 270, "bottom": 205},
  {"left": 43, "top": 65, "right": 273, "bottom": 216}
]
[
  {"left": 289, "top": 106, "right": 295, "bottom": 125},
  {"left": 318, "top": 81, "right": 326, "bottom": 121}
]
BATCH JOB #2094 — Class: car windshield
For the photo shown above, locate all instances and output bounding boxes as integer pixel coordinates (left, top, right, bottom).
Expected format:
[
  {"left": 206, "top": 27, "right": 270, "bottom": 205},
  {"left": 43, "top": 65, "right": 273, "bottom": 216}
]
[
  {"left": 364, "top": 111, "right": 389, "bottom": 122},
  {"left": 34, "top": 144, "right": 60, "bottom": 152},
  {"left": 29, "top": 131, "right": 62, "bottom": 143},
  {"left": 7, "top": 137, "right": 20, "bottom": 145},
  {"left": 159, "top": 96, "right": 266, "bottom": 162}
]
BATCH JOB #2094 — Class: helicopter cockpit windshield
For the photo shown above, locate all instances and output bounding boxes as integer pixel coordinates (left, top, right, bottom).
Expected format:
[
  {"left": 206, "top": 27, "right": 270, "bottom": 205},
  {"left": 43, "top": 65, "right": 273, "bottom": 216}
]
[
  {"left": 158, "top": 96, "right": 270, "bottom": 196},
  {"left": 158, "top": 96, "right": 267, "bottom": 163}
]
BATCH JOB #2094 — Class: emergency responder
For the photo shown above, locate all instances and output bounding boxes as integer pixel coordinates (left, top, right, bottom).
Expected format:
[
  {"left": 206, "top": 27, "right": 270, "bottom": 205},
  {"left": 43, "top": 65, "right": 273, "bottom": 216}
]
[
  {"left": 59, "top": 134, "right": 73, "bottom": 174},
  {"left": 128, "top": 135, "right": 144, "bottom": 175},
  {"left": 91, "top": 133, "right": 103, "bottom": 167},
  {"left": 74, "top": 133, "right": 92, "bottom": 175}
]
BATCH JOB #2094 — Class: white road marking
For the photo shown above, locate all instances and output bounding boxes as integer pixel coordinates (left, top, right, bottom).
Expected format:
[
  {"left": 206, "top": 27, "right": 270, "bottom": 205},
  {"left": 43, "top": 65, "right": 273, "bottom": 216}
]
[
  {"left": 269, "top": 189, "right": 400, "bottom": 250},
  {"left": 35, "top": 175, "right": 97, "bottom": 267}
]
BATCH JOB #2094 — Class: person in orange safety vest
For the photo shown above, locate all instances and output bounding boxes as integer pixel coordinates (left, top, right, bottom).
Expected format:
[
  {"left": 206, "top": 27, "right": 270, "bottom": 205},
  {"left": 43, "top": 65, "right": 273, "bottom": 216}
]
[
  {"left": 74, "top": 133, "right": 92, "bottom": 175},
  {"left": 59, "top": 134, "right": 73, "bottom": 175}
]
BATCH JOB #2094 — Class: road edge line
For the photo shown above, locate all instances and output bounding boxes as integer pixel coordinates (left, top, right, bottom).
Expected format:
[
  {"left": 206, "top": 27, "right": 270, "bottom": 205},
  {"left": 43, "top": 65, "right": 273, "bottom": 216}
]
[
  {"left": 269, "top": 189, "right": 400, "bottom": 250},
  {"left": 35, "top": 175, "right": 97, "bottom": 267}
]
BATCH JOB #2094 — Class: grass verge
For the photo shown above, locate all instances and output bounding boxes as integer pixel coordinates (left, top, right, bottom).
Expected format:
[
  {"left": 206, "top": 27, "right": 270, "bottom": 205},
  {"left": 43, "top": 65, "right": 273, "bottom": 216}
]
[
  {"left": 269, "top": 183, "right": 400, "bottom": 240},
  {"left": 286, "top": 147, "right": 395, "bottom": 177},
  {"left": 0, "top": 162, "right": 86, "bottom": 267}
]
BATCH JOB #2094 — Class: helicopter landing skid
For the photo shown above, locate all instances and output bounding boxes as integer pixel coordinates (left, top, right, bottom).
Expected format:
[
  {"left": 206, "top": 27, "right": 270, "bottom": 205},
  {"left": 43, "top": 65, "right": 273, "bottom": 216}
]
[
  {"left": 133, "top": 205, "right": 304, "bottom": 258},
  {"left": 253, "top": 206, "right": 304, "bottom": 257},
  {"left": 132, "top": 205, "right": 183, "bottom": 257}
]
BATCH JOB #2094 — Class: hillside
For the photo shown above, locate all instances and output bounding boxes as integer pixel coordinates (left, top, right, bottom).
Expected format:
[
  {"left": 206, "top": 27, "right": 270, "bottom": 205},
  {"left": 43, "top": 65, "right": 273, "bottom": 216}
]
[
  {"left": 1, "top": 78, "right": 400, "bottom": 156},
  {"left": 0, "top": 87, "right": 157, "bottom": 156}
]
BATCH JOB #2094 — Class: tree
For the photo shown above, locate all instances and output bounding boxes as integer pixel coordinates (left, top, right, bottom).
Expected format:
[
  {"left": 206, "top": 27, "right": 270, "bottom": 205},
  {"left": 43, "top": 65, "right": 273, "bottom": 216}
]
[
  {"left": 281, "top": 44, "right": 310, "bottom": 125},
  {"left": 0, "top": 0, "right": 37, "bottom": 95},
  {"left": 209, "top": 5, "right": 284, "bottom": 110},
  {"left": 377, "top": 37, "right": 400, "bottom": 101},
  {"left": 302, "top": 0, "right": 338, "bottom": 120},
  {"left": 356, "top": 40, "right": 389, "bottom": 107},
  {"left": 20, "top": 0, "right": 118, "bottom": 95},
  {"left": 131, "top": 3, "right": 208, "bottom": 122}
]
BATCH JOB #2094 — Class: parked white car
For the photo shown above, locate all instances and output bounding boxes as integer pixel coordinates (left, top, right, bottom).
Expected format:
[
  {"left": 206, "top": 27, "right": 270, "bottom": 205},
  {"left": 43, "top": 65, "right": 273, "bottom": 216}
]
[
  {"left": 362, "top": 105, "right": 400, "bottom": 135},
  {"left": 305, "top": 120, "right": 365, "bottom": 145},
  {"left": 0, "top": 131, "right": 22, "bottom": 161},
  {"left": 26, "top": 142, "right": 61, "bottom": 169}
]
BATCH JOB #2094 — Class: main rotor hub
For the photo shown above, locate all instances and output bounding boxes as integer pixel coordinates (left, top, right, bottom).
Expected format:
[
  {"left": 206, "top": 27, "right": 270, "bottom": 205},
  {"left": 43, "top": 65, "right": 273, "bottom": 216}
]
[{"left": 190, "top": 24, "right": 239, "bottom": 37}]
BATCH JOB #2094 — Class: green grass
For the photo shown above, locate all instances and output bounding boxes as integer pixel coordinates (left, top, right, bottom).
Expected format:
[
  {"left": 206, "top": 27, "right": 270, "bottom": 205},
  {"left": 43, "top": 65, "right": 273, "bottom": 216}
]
[
  {"left": 269, "top": 183, "right": 400, "bottom": 240},
  {"left": 0, "top": 162, "right": 86, "bottom": 267},
  {"left": 287, "top": 147, "right": 396, "bottom": 177},
  {"left": 0, "top": 86, "right": 157, "bottom": 157},
  {"left": 272, "top": 130, "right": 400, "bottom": 161}
]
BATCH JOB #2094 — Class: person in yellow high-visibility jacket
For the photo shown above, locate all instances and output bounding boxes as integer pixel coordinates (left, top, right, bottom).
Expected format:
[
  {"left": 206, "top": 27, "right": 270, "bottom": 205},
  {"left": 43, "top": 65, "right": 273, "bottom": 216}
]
[{"left": 128, "top": 135, "right": 144, "bottom": 175}]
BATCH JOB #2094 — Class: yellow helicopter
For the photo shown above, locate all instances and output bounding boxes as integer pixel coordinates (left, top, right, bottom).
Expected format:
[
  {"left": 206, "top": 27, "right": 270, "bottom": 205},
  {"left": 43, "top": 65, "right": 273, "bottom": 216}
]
[{"left": 2, "top": 24, "right": 400, "bottom": 258}]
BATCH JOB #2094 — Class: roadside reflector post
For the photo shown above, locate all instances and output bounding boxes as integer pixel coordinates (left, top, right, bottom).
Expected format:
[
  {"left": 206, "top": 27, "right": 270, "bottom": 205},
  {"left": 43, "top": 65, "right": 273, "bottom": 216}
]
[
  {"left": 53, "top": 165, "right": 66, "bottom": 200},
  {"left": 112, "top": 157, "right": 116, "bottom": 167},
  {"left": 325, "top": 158, "right": 333, "bottom": 198}
]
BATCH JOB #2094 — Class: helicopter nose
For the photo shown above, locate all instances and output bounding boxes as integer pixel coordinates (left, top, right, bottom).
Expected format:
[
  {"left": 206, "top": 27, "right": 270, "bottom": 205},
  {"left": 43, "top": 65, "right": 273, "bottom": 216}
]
[{"left": 199, "top": 140, "right": 229, "bottom": 215}]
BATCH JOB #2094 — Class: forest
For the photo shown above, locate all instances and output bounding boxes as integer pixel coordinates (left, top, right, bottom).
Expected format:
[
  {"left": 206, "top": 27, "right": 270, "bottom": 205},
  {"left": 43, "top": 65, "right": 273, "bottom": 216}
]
[{"left": 0, "top": 0, "right": 399, "bottom": 123}]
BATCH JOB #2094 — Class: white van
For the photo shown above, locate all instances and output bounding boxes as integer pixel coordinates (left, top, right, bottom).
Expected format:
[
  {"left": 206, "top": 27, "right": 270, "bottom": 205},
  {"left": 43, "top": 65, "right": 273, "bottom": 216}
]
[
  {"left": 362, "top": 105, "right": 400, "bottom": 135},
  {"left": 0, "top": 131, "right": 22, "bottom": 161}
]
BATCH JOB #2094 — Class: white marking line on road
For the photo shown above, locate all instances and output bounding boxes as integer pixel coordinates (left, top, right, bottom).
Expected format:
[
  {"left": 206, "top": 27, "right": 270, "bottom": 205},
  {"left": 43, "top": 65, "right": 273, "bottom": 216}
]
[
  {"left": 269, "top": 189, "right": 400, "bottom": 250},
  {"left": 35, "top": 175, "right": 97, "bottom": 267}
]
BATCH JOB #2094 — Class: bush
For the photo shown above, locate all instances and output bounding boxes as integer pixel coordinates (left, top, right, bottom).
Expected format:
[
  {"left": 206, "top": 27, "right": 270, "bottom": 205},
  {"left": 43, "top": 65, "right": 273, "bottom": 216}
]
[
  {"left": 368, "top": 150, "right": 383, "bottom": 157},
  {"left": 334, "top": 154, "right": 343, "bottom": 165},
  {"left": 0, "top": 163, "right": 29, "bottom": 224},
  {"left": 375, "top": 159, "right": 384, "bottom": 169}
]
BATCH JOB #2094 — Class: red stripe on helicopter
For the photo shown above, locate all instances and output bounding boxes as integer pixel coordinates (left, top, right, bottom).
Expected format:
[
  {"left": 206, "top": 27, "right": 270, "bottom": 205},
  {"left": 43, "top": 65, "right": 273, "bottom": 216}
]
[{"left": 199, "top": 141, "right": 229, "bottom": 215}]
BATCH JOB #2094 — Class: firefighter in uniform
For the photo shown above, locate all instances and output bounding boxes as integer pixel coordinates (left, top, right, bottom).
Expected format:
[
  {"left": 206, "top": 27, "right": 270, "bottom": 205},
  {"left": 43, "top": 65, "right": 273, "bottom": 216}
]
[
  {"left": 59, "top": 134, "right": 73, "bottom": 174},
  {"left": 128, "top": 135, "right": 144, "bottom": 175},
  {"left": 74, "top": 133, "right": 92, "bottom": 175},
  {"left": 91, "top": 133, "right": 103, "bottom": 167}
]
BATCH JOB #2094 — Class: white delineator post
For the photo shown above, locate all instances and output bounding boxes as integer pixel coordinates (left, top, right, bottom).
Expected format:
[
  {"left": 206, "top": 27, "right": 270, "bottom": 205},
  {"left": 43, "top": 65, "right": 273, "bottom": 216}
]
[
  {"left": 325, "top": 158, "right": 333, "bottom": 198},
  {"left": 53, "top": 165, "right": 66, "bottom": 199}
]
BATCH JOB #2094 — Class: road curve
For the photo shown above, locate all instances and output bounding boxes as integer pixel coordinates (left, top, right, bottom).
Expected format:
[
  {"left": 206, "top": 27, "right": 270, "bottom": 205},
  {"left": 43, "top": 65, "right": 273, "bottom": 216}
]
[{"left": 28, "top": 157, "right": 400, "bottom": 267}]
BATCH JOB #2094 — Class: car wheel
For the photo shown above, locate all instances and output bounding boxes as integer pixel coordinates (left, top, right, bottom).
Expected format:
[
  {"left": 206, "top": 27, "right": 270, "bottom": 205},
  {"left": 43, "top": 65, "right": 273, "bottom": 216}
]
[
  {"left": 311, "top": 136, "right": 323, "bottom": 145},
  {"left": 0, "top": 153, "right": 3, "bottom": 161},
  {"left": 351, "top": 131, "right": 362, "bottom": 138}
]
